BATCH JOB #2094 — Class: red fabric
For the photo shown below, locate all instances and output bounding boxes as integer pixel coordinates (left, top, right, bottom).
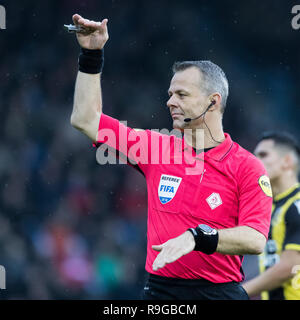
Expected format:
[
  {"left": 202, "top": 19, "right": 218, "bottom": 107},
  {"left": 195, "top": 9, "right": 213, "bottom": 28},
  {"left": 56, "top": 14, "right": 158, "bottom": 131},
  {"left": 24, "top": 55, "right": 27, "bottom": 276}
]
[{"left": 95, "top": 114, "right": 272, "bottom": 283}]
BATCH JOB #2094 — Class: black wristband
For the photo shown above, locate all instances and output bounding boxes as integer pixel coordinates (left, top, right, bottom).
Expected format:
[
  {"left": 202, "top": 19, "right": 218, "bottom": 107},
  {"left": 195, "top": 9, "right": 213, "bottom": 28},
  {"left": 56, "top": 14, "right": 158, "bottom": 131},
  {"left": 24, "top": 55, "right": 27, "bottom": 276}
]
[
  {"left": 187, "top": 224, "right": 219, "bottom": 254},
  {"left": 78, "top": 48, "right": 104, "bottom": 74}
]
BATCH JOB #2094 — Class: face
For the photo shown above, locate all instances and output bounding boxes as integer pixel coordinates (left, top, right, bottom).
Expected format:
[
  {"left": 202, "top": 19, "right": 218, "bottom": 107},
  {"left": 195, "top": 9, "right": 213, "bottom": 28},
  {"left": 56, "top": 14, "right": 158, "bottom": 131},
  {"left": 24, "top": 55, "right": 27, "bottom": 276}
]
[
  {"left": 254, "top": 139, "right": 283, "bottom": 181},
  {"left": 167, "top": 67, "right": 210, "bottom": 130}
]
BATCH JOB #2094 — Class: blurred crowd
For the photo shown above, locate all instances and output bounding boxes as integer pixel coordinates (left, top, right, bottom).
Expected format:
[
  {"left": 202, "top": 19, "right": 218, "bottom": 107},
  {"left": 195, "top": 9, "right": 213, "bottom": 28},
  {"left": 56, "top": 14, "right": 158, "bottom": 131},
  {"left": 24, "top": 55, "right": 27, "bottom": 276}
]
[{"left": 0, "top": 0, "right": 299, "bottom": 299}]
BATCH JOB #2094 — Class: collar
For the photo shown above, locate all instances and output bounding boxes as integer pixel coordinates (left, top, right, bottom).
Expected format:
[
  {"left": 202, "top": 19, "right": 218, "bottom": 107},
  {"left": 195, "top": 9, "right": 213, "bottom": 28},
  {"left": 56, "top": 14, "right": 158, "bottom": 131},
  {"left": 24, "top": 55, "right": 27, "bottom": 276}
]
[
  {"left": 180, "top": 133, "right": 233, "bottom": 161},
  {"left": 274, "top": 183, "right": 300, "bottom": 202}
]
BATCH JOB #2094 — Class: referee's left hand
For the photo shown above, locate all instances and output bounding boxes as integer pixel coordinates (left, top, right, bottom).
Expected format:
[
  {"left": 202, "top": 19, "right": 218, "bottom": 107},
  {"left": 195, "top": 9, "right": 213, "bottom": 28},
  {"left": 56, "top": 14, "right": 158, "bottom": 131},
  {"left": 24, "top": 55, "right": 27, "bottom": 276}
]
[{"left": 152, "top": 231, "right": 195, "bottom": 271}]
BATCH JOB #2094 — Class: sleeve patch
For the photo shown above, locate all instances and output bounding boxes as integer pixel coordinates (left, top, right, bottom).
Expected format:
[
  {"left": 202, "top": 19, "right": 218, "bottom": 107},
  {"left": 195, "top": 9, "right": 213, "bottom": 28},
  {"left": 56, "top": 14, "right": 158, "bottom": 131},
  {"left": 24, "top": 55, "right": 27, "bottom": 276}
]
[{"left": 258, "top": 175, "right": 273, "bottom": 197}]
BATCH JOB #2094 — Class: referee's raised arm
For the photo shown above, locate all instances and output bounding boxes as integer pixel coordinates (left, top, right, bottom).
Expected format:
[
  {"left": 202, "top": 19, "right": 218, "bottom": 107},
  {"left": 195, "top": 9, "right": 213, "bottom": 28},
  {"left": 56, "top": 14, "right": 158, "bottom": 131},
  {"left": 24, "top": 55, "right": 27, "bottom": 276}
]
[{"left": 70, "top": 14, "right": 109, "bottom": 142}]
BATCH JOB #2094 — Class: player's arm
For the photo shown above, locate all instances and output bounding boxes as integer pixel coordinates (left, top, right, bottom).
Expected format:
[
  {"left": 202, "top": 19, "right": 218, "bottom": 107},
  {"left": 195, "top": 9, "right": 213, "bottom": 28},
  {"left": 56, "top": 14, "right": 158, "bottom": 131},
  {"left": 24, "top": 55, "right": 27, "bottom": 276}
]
[
  {"left": 242, "top": 250, "right": 300, "bottom": 297},
  {"left": 70, "top": 14, "right": 109, "bottom": 141},
  {"left": 243, "top": 203, "right": 300, "bottom": 297}
]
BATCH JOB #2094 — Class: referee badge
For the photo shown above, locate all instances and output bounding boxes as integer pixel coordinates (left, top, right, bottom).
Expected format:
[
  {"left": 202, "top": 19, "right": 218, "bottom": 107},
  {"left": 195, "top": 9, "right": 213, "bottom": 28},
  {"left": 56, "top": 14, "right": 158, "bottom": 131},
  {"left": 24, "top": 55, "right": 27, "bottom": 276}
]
[
  {"left": 206, "top": 193, "right": 222, "bottom": 210},
  {"left": 258, "top": 175, "right": 273, "bottom": 197},
  {"left": 158, "top": 174, "right": 182, "bottom": 204}
]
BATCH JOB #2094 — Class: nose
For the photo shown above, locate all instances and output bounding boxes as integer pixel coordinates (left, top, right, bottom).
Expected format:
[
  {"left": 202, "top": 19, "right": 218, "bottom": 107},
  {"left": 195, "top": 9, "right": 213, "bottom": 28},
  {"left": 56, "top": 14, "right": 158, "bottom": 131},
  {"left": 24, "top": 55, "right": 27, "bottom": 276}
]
[{"left": 166, "top": 95, "right": 177, "bottom": 109}]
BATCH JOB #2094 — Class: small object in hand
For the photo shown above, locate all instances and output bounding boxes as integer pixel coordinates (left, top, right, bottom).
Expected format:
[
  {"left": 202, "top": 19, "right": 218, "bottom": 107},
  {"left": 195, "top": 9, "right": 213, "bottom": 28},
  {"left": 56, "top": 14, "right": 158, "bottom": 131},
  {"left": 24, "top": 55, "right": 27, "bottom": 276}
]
[{"left": 64, "top": 24, "right": 85, "bottom": 33}]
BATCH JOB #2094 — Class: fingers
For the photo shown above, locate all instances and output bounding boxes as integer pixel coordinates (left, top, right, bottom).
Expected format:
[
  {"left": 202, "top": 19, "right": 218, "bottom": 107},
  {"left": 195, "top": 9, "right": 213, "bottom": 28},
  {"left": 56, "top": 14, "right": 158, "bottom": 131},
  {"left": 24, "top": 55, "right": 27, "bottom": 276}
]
[
  {"left": 152, "top": 243, "right": 166, "bottom": 270},
  {"left": 152, "top": 247, "right": 183, "bottom": 271},
  {"left": 101, "top": 19, "right": 108, "bottom": 29},
  {"left": 72, "top": 14, "right": 108, "bottom": 31},
  {"left": 152, "top": 252, "right": 180, "bottom": 271},
  {"left": 152, "top": 251, "right": 165, "bottom": 271},
  {"left": 151, "top": 233, "right": 196, "bottom": 271},
  {"left": 72, "top": 14, "right": 82, "bottom": 25}
]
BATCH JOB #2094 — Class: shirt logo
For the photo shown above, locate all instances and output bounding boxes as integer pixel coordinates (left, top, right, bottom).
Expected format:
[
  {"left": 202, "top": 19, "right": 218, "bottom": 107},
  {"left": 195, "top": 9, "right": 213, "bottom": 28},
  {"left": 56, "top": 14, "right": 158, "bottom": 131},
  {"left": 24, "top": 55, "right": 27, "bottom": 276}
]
[
  {"left": 206, "top": 193, "right": 222, "bottom": 210},
  {"left": 258, "top": 175, "right": 272, "bottom": 197},
  {"left": 158, "top": 174, "right": 182, "bottom": 204}
]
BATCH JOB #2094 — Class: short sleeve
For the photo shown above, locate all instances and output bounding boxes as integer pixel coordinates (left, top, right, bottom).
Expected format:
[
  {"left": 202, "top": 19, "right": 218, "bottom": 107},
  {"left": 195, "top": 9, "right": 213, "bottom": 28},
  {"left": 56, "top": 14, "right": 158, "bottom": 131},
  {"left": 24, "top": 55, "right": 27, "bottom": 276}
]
[
  {"left": 283, "top": 201, "right": 300, "bottom": 251},
  {"left": 93, "top": 113, "right": 153, "bottom": 174},
  {"left": 237, "top": 155, "right": 273, "bottom": 239}
]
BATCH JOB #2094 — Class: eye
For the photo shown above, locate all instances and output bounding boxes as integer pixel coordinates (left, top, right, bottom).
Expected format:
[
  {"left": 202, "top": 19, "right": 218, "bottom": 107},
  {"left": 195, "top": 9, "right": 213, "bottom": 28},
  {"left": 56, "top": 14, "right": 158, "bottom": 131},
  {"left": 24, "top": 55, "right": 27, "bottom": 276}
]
[{"left": 257, "top": 151, "right": 268, "bottom": 158}]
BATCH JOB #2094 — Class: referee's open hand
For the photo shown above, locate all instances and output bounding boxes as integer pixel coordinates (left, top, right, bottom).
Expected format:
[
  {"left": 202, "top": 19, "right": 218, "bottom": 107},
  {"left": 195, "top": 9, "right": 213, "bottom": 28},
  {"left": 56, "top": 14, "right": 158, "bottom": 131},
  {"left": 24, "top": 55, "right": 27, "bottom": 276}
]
[
  {"left": 72, "top": 14, "right": 109, "bottom": 50},
  {"left": 152, "top": 231, "right": 195, "bottom": 271}
]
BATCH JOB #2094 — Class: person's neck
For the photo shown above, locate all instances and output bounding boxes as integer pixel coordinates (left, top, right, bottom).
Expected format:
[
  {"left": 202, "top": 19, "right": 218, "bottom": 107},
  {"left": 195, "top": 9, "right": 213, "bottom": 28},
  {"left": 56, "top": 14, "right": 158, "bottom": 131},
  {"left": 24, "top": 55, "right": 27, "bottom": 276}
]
[
  {"left": 271, "top": 174, "right": 299, "bottom": 198},
  {"left": 183, "top": 124, "right": 225, "bottom": 150}
]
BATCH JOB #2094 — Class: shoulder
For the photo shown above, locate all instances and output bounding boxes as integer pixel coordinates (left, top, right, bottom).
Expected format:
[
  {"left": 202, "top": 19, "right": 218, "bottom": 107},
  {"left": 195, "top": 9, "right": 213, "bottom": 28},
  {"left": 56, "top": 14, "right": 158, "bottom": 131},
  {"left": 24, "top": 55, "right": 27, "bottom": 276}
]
[
  {"left": 229, "top": 141, "right": 266, "bottom": 175},
  {"left": 228, "top": 142, "right": 272, "bottom": 196}
]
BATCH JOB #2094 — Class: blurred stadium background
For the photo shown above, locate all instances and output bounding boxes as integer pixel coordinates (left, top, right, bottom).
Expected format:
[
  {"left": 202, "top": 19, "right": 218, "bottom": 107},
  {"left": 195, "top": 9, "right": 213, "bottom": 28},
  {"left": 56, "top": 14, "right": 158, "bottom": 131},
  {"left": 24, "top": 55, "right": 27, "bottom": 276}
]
[{"left": 0, "top": 0, "right": 299, "bottom": 299}]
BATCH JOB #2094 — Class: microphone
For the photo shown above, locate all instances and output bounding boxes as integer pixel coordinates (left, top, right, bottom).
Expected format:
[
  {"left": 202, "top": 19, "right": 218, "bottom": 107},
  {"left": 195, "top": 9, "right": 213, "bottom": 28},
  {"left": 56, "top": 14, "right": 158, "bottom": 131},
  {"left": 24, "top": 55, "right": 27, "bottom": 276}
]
[{"left": 184, "top": 100, "right": 216, "bottom": 123}]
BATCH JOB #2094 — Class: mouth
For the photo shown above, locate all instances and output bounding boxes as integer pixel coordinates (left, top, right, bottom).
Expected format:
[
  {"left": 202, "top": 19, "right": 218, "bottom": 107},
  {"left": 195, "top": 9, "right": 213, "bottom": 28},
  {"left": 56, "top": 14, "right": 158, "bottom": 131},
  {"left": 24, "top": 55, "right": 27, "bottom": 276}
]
[{"left": 171, "top": 113, "right": 183, "bottom": 119}]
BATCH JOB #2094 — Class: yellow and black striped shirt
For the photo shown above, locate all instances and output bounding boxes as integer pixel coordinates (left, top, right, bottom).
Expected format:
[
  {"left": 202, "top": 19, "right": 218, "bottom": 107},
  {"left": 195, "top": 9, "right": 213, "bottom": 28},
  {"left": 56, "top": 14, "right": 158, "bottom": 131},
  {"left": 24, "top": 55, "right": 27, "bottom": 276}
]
[{"left": 259, "top": 183, "right": 300, "bottom": 300}]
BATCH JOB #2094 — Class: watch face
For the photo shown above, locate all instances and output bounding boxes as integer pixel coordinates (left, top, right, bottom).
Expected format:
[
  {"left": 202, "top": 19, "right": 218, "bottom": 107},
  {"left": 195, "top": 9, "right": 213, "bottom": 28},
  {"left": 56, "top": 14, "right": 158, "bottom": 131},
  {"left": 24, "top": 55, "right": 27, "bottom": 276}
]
[{"left": 198, "top": 224, "right": 217, "bottom": 235}]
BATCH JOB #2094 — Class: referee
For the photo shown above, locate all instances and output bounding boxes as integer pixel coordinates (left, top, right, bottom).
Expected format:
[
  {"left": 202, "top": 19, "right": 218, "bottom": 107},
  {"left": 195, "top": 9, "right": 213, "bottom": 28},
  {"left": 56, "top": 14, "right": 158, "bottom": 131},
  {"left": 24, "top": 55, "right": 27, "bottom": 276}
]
[
  {"left": 70, "top": 14, "right": 272, "bottom": 300},
  {"left": 243, "top": 132, "right": 300, "bottom": 299}
]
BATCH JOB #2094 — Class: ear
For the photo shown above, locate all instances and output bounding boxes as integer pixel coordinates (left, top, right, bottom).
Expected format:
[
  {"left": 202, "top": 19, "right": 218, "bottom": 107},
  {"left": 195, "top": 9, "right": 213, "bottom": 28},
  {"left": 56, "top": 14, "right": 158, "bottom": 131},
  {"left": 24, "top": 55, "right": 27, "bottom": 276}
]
[
  {"left": 209, "top": 92, "right": 222, "bottom": 106},
  {"left": 208, "top": 93, "right": 222, "bottom": 111},
  {"left": 281, "top": 152, "right": 295, "bottom": 171}
]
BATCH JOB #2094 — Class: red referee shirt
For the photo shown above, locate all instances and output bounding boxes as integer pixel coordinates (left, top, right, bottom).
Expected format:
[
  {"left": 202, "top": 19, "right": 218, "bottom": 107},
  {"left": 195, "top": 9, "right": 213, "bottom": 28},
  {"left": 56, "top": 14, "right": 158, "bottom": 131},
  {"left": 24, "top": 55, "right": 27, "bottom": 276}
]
[{"left": 94, "top": 114, "right": 272, "bottom": 283}]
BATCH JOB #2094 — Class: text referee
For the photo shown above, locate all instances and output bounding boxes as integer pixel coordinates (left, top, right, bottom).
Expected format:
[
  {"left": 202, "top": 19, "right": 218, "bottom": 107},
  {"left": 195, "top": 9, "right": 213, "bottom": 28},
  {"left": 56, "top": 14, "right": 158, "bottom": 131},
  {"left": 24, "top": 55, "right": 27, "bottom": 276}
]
[{"left": 69, "top": 14, "right": 273, "bottom": 300}]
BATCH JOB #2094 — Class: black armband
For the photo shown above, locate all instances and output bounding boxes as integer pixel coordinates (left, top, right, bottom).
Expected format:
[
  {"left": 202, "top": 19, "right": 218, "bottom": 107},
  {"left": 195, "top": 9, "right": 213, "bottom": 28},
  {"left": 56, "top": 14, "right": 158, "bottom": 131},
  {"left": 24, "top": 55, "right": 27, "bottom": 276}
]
[
  {"left": 78, "top": 48, "right": 104, "bottom": 74},
  {"left": 187, "top": 224, "right": 219, "bottom": 254}
]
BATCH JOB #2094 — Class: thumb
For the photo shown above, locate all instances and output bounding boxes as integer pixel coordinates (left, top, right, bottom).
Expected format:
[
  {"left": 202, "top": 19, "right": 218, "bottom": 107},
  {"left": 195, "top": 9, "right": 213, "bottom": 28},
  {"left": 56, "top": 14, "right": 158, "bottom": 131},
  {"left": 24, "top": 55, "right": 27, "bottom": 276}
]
[
  {"left": 72, "top": 14, "right": 82, "bottom": 24},
  {"left": 101, "top": 19, "right": 108, "bottom": 29},
  {"left": 152, "top": 244, "right": 163, "bottom": 252}
]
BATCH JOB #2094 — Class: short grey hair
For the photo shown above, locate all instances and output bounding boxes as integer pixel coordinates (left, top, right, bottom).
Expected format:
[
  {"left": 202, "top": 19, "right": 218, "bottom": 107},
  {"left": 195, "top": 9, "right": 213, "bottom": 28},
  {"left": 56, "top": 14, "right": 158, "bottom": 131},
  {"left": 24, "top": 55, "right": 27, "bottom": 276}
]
[{"left": 172, "top": 60, "right": 229, "bottom": 113}]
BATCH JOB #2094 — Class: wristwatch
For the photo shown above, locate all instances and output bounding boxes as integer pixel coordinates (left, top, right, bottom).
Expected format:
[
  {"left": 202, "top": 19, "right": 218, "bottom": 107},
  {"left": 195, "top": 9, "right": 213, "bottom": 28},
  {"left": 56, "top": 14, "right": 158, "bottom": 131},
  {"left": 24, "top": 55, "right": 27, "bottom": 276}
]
[
  {"left": 197, "top": 224, "right": 218, "bottom": 236},
  {"left": 187, "top": 224, "right": 219, "bottom": 254}
]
